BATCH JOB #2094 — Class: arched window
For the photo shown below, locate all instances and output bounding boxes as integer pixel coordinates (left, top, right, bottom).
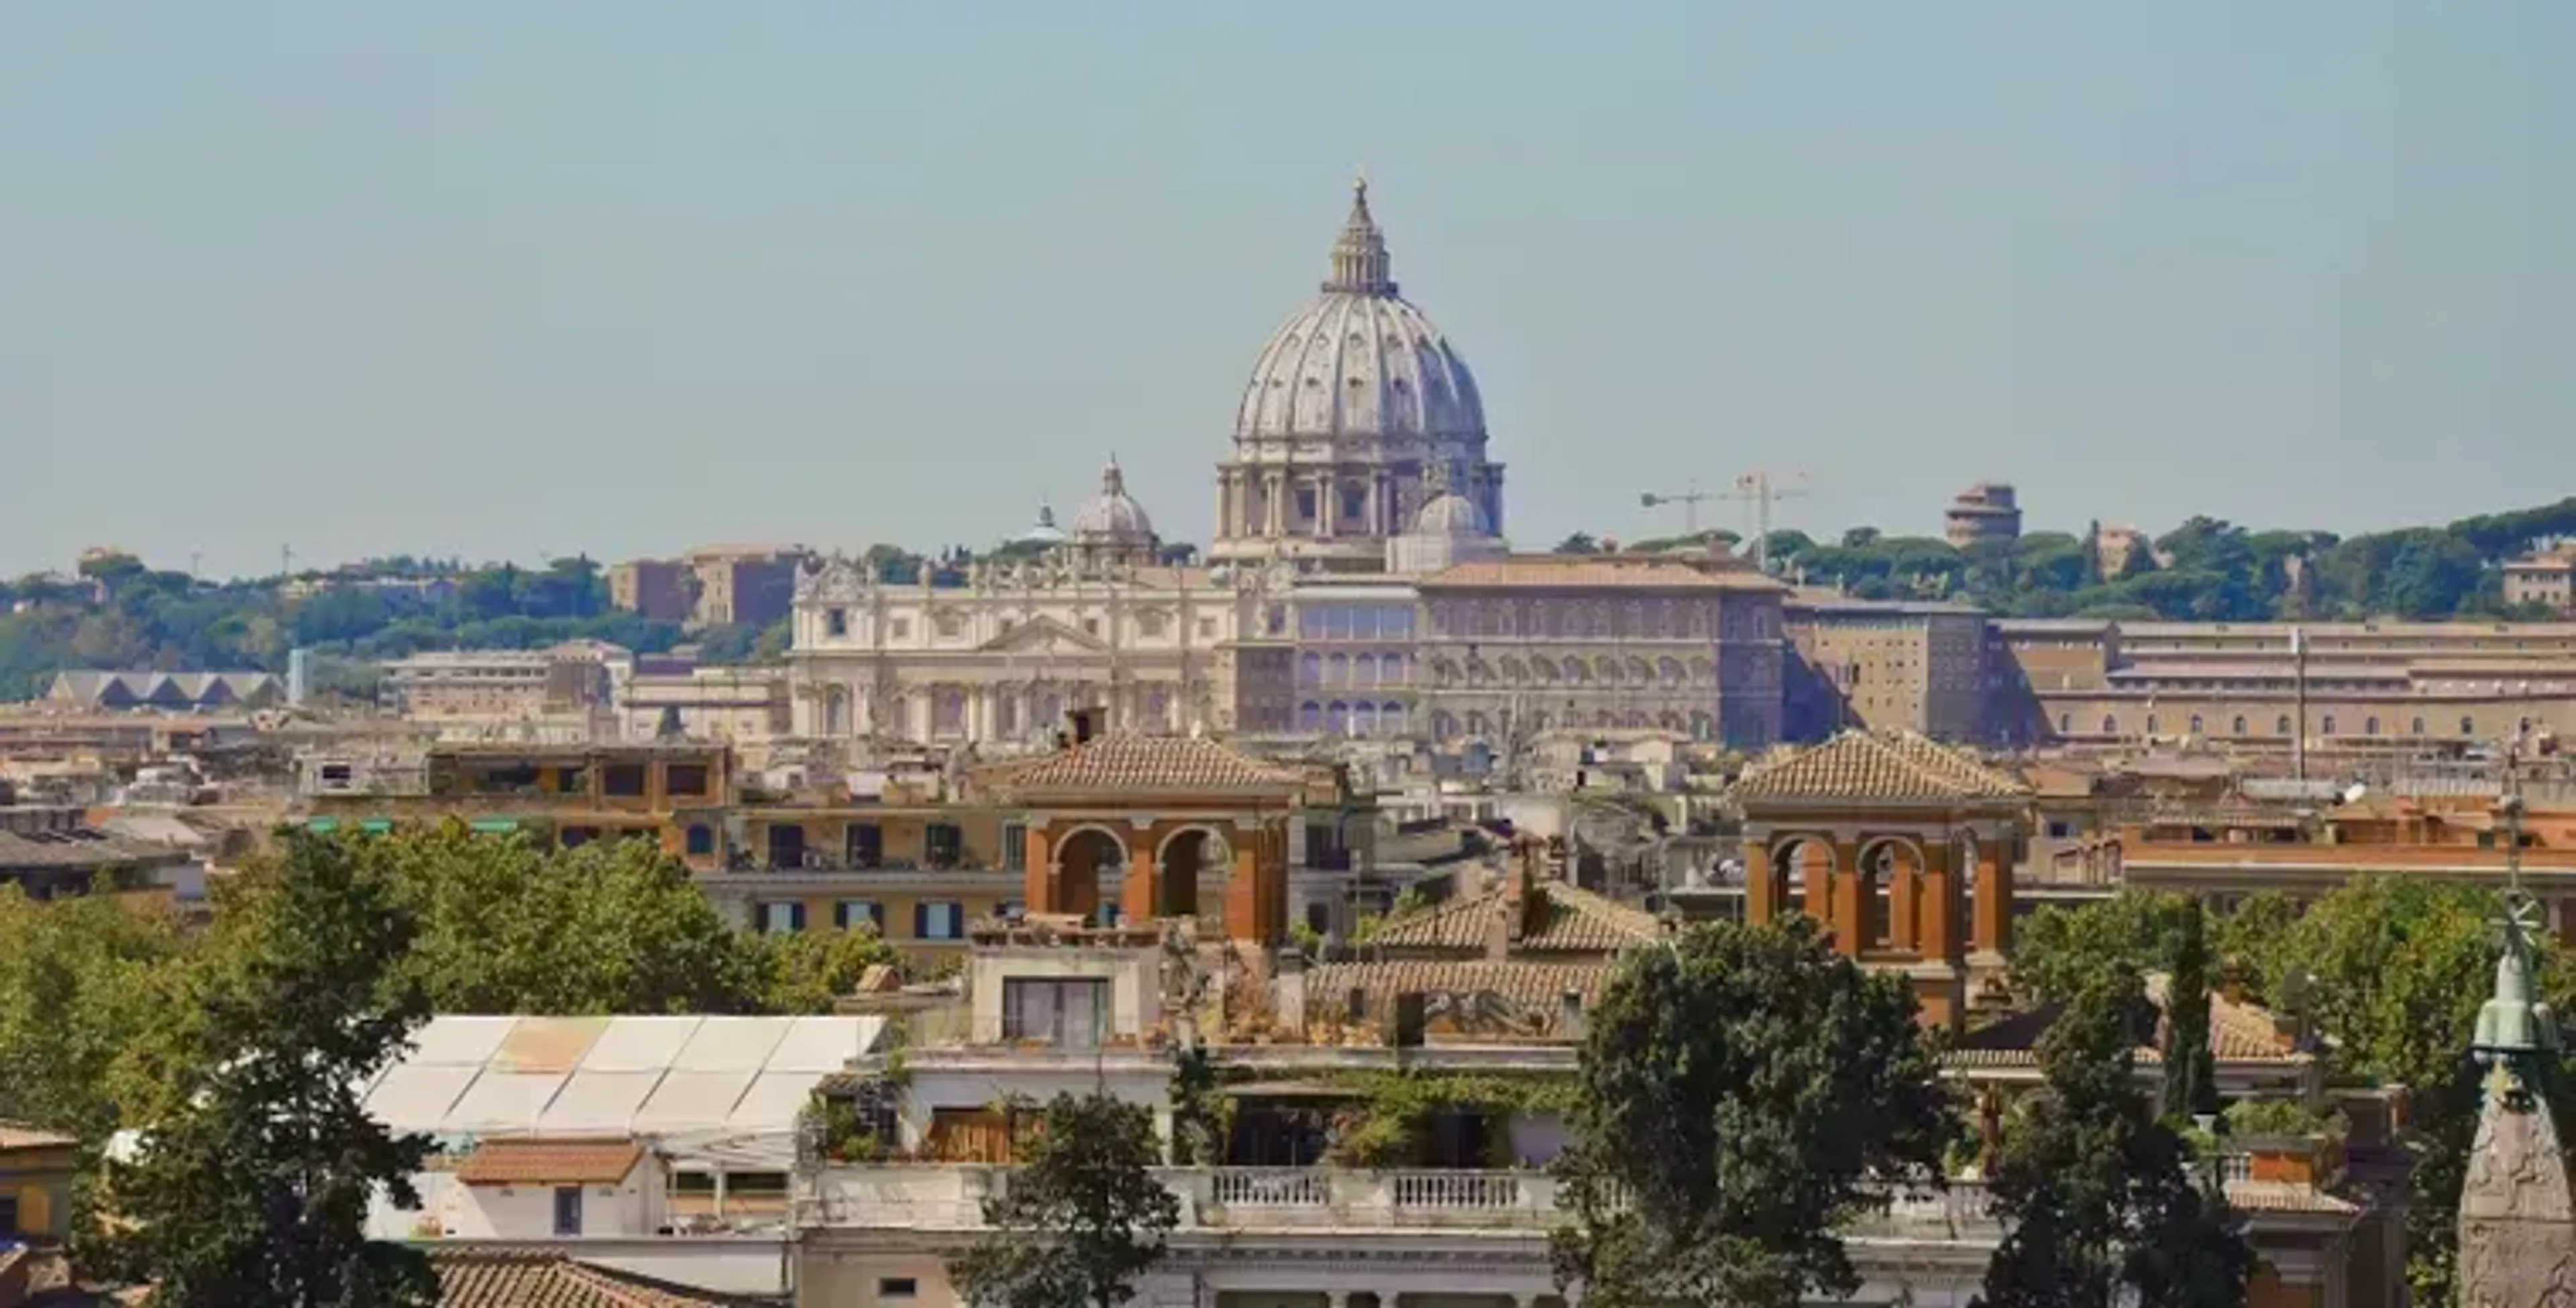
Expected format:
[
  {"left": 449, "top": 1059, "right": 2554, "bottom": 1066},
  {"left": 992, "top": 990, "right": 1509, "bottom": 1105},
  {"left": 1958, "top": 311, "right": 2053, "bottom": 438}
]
[
  {"left": 1328, "top": 701, "right": 1352, "bottom": 736},
  {"left": 2410, "top": 716, "right": 2426, "bottom": 736},
  {"left": 2231, "top": 715, "right": 2247, "bottom": 735},
  {"left": 1297, "top": 653, "right": 1322, "bottom": 686},
  {"left": 1862, "top": 845, "right": 1899, "bottom": 948},
  {"left": 2145, "top": 714, "right": 2160, "bottom": 735},
  {"left": 1296, "top": 702, "right": 1322, "bottom": 734},
  {"left": 2188, "top": 714, "right": 2204, "bottom": 734},
  {"left": 2461, "top": 716, "right": 2476, "bottom": 737},
  {"left": 2100, "top": 714, "right": 2118, "bottom": 734},
  {"left": 2057, "top": 712, "right": 2073, "bottom": 735},
  {"left": 1326, "top": 653, "right": 1348, "bottom": 687},
  {"left": 1353, "top": 654, "right": 1379, "bottom": 688},
  {"left": 2275, "top": 715, "right": 2292, "bottom": 735},
  {"left": 2321, "top": 715, "right": 2337, "bottom": 736},
  {"left": 2364, "top": 716, "right": 2379, "bottom": 736},
  {"left": 1381, "top": 702, "right": 1407, "bottom": 736}
]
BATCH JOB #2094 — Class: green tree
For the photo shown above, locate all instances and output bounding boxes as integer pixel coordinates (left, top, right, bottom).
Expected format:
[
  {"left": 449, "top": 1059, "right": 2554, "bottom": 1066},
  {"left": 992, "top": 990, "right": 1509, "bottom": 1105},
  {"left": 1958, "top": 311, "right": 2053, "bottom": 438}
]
[
  {"left": 374, "top": 826, "right": 767, "bottom": 1015},
  {"left": 2158, "top": 900, "right": 2220, "bottom": 1124},
  {"left": 98, "top": 832, "right": 438, "bottom": 1307},
  {"left": 1550, "top": 918, "right": 1952, "bottom": 1308},
  {"left": 1976, "top": 963, "right": 2253, "bottom": 1308},
  {"left": 0, "top": 882, "right": 184, "bottom": 1138},
  {"left": 946, "top": 1091, "right": 1180, "bottom": 1308},
  {"left": 1554, "top": 533, "right": 1602, "bottom": 555},
  {"left": 2010, "top": 889, "right": 2203, "bottom": 1005},
  {"left": 756, "top": 923, "right": 900, "bottom": 1015}
]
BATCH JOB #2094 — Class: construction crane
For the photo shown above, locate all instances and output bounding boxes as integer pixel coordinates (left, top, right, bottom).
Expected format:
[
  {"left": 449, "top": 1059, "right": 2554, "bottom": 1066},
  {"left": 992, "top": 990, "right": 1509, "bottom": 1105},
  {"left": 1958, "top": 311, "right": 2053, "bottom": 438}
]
[
  {"left": 1638, "top": 484, "right": 1714, "bottom": 538},
  {"left": 1719, "top": 470, "right": 1811, "bottom": 574}
]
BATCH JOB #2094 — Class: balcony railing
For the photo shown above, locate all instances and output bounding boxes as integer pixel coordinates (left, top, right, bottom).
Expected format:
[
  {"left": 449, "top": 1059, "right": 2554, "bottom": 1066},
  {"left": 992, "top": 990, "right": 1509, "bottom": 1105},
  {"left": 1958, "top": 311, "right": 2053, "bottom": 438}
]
[{"left": 798, "top": 1164, "right": 1996, "bottom": 1239}]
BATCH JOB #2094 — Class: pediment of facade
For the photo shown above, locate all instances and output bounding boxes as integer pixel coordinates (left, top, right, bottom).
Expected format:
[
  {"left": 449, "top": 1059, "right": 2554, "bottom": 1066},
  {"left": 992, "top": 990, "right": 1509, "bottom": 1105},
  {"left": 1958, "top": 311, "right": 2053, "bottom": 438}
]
[{"left": 977, "top": 616, "right": 1109, "bottom": 655}]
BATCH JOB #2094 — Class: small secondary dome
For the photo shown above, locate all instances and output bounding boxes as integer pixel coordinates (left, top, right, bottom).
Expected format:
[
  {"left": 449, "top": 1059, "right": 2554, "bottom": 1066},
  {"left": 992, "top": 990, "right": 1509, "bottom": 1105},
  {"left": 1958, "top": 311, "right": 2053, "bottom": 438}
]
[
  {"left": 1411, "top": 463, "right": 1491, "bottom": 537},
  {"left": 1069, "top": 459, "right": 1155, "bottom": 544}
]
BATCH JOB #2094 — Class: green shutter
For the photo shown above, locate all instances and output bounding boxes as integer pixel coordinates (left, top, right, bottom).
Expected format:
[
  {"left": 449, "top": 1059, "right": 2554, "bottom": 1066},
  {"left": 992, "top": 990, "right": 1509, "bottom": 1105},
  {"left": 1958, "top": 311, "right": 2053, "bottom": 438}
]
[
  {"left": 360, "top": 820, "right": 394, "bottom": 834},
  {"left": 304, "top": 818, "right": 339, "bottom": 833},
  {"left": 469, "top": 818, "right": 519, "bottom": 834}
]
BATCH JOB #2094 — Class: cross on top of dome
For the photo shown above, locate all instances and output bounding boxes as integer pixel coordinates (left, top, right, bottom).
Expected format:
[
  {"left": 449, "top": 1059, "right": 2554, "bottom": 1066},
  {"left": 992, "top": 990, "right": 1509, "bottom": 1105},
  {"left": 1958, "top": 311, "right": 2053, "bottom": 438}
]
[{"left": 1325, "top": 169, "right": 1397, "bottom": 296}]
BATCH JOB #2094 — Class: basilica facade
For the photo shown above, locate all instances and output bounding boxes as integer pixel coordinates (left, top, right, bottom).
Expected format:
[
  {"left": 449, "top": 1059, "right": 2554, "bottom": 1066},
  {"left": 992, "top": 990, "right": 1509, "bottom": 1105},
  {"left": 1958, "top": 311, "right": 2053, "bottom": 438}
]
[{"left": 786, "top": 180, "right": 1784, "bottom": 757}]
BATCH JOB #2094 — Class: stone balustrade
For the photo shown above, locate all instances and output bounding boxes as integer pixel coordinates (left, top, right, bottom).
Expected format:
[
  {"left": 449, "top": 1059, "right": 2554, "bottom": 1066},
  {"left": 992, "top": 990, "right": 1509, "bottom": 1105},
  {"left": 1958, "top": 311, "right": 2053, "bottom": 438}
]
[{"left": 798, "top": 1163, "right": 1997, "bottom": 1239}]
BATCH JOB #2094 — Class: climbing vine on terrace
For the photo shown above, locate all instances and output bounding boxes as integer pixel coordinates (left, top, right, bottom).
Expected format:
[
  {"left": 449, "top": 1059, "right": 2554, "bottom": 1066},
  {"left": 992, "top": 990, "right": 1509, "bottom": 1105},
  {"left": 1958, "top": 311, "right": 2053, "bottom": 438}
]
[{"left": 1320, "top": 1070, "right": 1582, "bottom": 1169}]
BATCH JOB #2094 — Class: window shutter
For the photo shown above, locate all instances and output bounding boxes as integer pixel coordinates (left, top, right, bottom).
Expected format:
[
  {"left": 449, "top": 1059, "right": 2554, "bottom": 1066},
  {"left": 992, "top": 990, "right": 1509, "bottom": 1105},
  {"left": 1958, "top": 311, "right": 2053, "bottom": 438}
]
[
  {"left": 833, "top": 901, "right": 849, "bottom": 930},
  {"left": 913, "top": 902, "right": 928, "bottom": 940},
  {"left": 870, "top": 902, "right": 886, "bottom": 931},
  {"left": 790, "top": 902, "right": 806, "bottom": 932}
]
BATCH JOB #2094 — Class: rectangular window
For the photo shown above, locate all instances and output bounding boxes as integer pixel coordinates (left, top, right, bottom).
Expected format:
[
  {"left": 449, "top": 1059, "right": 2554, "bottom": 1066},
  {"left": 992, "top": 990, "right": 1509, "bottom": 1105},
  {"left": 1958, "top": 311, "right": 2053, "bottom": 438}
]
[
  {"left": 684, "top": 824, "right": 716, "bottom": 857},
  {"left": 1002, "top": 823, "right": 1027, "bottom": 872},
  {"left": 826, "top": 607, "right": 848, "bottom": 637},
  {"left": 760, "top": 901, "right": 804, "bottom": 934},
  {"left": 0, "top": 1194, "right": 18, "bottom": 1236},
  {"left": 879, "top": 1279, "right": 919, "bottom": 1301},
  {"left": 835, "top": 900, "right": 884, "bottom": 932},
  {"left": 1295, "top": 486, "right": 1318, "bottom": 521},
  {"left": 664, "top": 763, "right": 710, "bottom": 797},
  {"left": 916, "top": 900, "right": 964, "bottom": 940},
  {"left": 847, "top": 823, "right": 883, "bottom": 869},
  {"left": 890, "top": 618, "right": 911, "bottom": 639},
  {"left": 926, "top": 823, "right": 964, "bottom": 869},
  {"left": 552, "top": 1186, "right": 583, "bottom": 1237},
  {"left": 1000, "top": 977, "right": 1109, "bottom": 1047},
  {"left": 602, "top": 763, "right": 647, "bottom": 798}
]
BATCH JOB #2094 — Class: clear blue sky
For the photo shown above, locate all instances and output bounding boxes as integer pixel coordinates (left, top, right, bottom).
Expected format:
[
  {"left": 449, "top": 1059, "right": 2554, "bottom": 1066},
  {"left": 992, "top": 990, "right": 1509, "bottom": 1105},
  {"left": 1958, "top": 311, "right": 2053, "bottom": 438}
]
[{"left": 4, "top": 2, "right": 2570, "bottom": 578}]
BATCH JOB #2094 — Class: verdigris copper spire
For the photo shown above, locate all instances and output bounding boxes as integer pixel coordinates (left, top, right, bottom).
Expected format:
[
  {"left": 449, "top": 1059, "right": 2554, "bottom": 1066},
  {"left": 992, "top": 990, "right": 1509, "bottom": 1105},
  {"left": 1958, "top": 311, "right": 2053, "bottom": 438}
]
[{"left": 2455, "top": 786, "right": 2575, "bottom": 1304}]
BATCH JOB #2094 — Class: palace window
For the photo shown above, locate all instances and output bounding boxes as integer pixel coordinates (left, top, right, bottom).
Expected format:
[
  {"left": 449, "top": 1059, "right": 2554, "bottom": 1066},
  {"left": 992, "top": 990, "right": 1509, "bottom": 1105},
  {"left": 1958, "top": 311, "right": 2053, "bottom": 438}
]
[
  {"left": 2275, "top": 715, "right": 2293, "bottom": 734},
  {"left": 826, "top": 608, "right": 848, "bottom": 637}
]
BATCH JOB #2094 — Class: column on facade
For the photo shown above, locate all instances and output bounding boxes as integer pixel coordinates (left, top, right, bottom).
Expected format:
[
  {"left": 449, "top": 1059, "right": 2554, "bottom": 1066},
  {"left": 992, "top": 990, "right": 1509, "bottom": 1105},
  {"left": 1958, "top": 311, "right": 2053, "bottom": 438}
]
[
  {"left": 1265, "top": 470, "right": 1286, "bottom": 537},
  {"left": 1743, "top": 837, "right": 1776, "bottom": 924},
  {"left": 1316, "top": 472, "right": 1336, "bottom": 539},
  {"left": 1917, "top": 840, "right": 1956, "bottom": 960},
  {"left": 1889, "top": 843, "right": 1920, "bottom": 954},
  {"left": 1120, "top": 820, "right": 1161, "bottom": 924},
  {"left": 1970, "top": 828, "right": 2012, "bottom": 957},
  {"left": 1829, "top": 838, "right": 1864, "bottom": 955},
  {"left": 1802, "top": 840, "right": 1834, "bottom": 922}
]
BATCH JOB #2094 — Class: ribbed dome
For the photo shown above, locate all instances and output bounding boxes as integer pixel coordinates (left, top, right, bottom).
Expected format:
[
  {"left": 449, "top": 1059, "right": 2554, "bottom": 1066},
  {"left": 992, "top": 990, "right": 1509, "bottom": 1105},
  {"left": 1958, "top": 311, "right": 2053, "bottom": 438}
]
[
  {"left": 1232, "top": 179, "right": 1486, "bottom": 443},
  {"left": 1069, "top": 459, "right": 1155, "bottom": 543}
]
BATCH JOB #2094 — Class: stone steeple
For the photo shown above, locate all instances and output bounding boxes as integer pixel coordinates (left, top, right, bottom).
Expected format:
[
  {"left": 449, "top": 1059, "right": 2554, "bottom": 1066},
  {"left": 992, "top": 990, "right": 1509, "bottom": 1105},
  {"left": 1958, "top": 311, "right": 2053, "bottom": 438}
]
[{"left": 2455, "top": 792, "right": 2575, "bottom": 1307}]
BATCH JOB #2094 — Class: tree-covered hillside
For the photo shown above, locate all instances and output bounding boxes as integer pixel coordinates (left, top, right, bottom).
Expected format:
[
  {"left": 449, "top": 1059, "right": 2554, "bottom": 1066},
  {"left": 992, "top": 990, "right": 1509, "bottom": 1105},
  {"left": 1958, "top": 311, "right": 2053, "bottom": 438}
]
[{"left": 1571, "top": 495, "right": 2576, "bottom": 624}]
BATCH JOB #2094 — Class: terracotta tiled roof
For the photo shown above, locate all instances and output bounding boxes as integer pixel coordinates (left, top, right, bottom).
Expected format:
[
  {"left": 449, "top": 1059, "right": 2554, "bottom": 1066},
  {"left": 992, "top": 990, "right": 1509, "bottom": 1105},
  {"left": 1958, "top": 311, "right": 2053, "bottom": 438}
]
[
  {"left": 973, "top": 733, "right": 1307, "bottom": 794},
  {"left": 1422, "top": 557, "right": 1784, "bottom": 591},
  {"left": 2223, "top": 1179, "right": 2361, "bottom": 1216},
  {"left": 451, "top": 1138, "right": 644, "bottom": 1187},
  {"left": 1306, "top": 959, "right": 1621, "bottom": 1024},
  {"left": 1950, "top": 982, "right": 2308, "bottom": 1069},
  {"left": 427, "top": 1249, "right": 759, "bottom": 1307},
  {"left": 1368, "top": 879, "right": 1660, "bottom": 956},
  {"left": 1733, "top": 731, "right": 2031, "bottom": 804}
]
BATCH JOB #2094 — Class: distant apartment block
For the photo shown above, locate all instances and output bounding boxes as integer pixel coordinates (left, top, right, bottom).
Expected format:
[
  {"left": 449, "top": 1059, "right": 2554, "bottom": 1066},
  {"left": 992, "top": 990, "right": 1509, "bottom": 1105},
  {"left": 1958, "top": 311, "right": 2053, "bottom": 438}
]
[
  {"left": 610, "top": 545, "right": 808, "bottom": 629},
  {"left": 2503, "top": 547, "right": 2576, "bottom": 614},
  {"left": 1942, "top": 482, "right": 2023, "bottom": 549},
  {"left": 383, "top": 643, "right": 629, "bottom": 721}
]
